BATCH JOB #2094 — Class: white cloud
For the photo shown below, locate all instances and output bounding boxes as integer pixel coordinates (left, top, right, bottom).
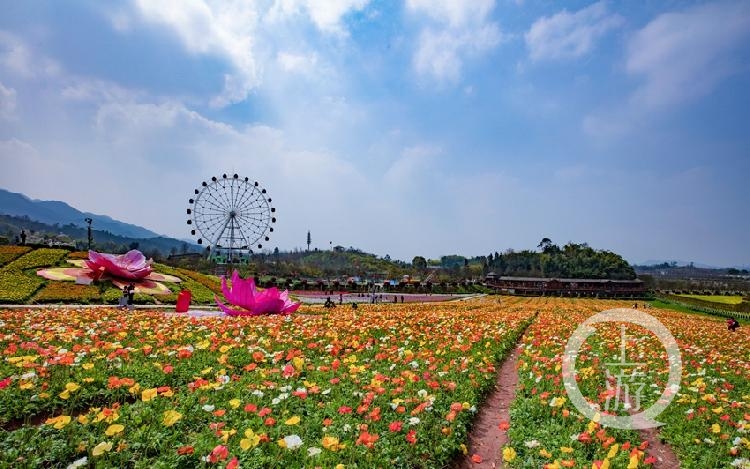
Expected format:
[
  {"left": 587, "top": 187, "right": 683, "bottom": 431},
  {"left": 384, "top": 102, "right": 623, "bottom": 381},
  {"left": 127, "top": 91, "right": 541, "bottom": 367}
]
[
  {"left": 0, "top": 31, "right": 60, "bottom": 78},
  {"left": 132, "top": 0, "right": 261, "bottom": 108},
  {"left": 269, "top": 0, "right": 370, "bottom": 35},
  {"left": 0, "top": 82, "right": 17, "bottom": 119},
  {"left": 626, "top": 1, "right": 750, "bottom": 110},
  {"left": 406, "top": 0, "right": 495, "bottom": 28},
  {"left": 130, "top": 1, "right": 369, "bottom": 106},
  {"left": 407, "top": 0, "right": 503, "bottom": 84},
  {"left": 583, "top": 1, "right": 750, "bottom": 140},
  {"left": 61, "top": 79, "right": 141, "bottom": 103},
  {"left": 525, "top": 1, "right": 623, "bottom": 62},
  {"left": 384, "top": 144, "right": 442, "bottom": 185},
  {"left": 95, "top": 101, "right": 234, "bottom": 137},
  {"left": 277, "top": 51, "right": 319, "bottom": 74},
  {"left": 413, "top": 26, "right": 502, "bottom": 84},
  {"left": 0, "top": 138, "right": 37, "bottom": 160}
]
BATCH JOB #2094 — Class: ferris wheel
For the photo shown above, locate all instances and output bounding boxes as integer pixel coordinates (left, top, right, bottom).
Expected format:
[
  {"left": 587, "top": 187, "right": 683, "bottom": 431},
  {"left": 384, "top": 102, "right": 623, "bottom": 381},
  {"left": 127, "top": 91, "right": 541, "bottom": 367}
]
[{"left": 187, "top": 174, "right": 276, "bottom": 262}]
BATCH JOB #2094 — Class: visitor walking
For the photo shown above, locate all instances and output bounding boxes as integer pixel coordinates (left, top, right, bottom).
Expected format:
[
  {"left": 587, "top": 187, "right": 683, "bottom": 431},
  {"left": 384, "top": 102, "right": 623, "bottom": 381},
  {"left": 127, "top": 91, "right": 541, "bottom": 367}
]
[
  {"left": 127, "top": 283, "right": 135, "bottom": 312},
  {"left": 20, "top": 230, "right": 26, "bottom": 246},
  {"left": 119, "top": 286, "right": 128, "bottom": 309}
]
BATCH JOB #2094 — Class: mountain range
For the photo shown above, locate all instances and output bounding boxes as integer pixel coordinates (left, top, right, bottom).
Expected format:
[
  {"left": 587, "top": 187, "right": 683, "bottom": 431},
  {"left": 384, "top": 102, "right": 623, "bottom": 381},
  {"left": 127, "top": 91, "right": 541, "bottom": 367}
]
[
  {"left": 637, "top": 259, "right": 750, "bottom": 270},
  {"left": 0, "top": 188, "right": 161, "bottom": 239}
]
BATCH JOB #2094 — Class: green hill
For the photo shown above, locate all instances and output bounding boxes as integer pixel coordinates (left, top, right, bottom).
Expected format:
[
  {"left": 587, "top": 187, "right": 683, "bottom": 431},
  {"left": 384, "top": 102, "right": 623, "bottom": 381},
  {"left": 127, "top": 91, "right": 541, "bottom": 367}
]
[{"left": 0, "top": 213, "right": 201, "bottom": 257}]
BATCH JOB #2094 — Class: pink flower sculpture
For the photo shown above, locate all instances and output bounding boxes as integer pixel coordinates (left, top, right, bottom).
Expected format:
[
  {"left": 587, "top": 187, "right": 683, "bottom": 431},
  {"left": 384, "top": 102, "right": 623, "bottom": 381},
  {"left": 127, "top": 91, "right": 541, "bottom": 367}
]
[
  {"left": 85, "top": 250, "right": 153, "bottom": 280},
  {"left": 215, "top": 270, "right": 300, "bottom": 316},
  {"left": 37, "top": 249, "right": 181, "bottom": 295}
]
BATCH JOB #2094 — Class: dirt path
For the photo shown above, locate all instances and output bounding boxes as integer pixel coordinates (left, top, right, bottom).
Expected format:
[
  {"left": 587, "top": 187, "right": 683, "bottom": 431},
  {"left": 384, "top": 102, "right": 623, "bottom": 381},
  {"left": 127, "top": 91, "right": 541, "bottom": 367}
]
[
  {"left": 455, "top": 338, "right": 524, "bottom": 468},
  {"left": 625, "top": 399, "right": 681, "bottom": 468},
  {"left": 637, "top": 425, "right": 680, "bottom": 468},
  {"left": 454, "top": 334, "right": 680, "bottom": 469}
]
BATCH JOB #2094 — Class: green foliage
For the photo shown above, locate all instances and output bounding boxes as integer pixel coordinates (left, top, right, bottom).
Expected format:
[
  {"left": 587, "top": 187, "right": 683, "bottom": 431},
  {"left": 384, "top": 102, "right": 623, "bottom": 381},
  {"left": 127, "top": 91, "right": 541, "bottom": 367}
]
[
  {"left": 103, "top": 287, "right": 124, "bottom": 304},
  {"left": 487, "top": 242, "right": 635, "bottom": 280},
  {"left": 411, "top": 256, "right": 427, "bottom": 271},
  {"left": 439, "top": 255, "right": 467, "bottom": 269}
]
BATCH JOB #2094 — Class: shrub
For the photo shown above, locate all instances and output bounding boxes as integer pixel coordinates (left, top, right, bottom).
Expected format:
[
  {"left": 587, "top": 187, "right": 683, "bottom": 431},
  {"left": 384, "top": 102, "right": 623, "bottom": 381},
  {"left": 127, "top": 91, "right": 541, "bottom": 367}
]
[{"left": 103, "top": 287, "right": 124, "bottom": 304}]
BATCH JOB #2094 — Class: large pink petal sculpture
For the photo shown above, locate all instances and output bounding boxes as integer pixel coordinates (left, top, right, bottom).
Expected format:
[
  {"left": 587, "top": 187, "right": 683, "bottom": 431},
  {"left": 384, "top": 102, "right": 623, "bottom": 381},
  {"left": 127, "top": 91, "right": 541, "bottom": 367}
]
[
  {"left": 85, "top": 250, "right": 153, "bottom": 280},
  {"left": 215, "top": 270, "right": 300, "bottom": 316},
  {"left": 36, "top": 249, "right": 180, "bottom": 295}
]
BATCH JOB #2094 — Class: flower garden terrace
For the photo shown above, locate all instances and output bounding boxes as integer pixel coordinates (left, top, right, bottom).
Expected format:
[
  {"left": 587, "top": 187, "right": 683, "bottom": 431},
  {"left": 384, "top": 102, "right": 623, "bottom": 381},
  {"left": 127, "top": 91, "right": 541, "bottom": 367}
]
[{"left": 0, "top": 297, "right": 748, "bottom": 468}]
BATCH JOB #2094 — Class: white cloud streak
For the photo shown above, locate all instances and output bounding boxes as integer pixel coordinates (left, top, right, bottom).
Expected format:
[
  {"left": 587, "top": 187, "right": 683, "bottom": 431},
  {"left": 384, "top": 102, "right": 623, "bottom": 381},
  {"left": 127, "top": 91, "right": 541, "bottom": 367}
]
[
  {"left": 583, "top": 1, "right": 750, "bottom": 140},
  {"left": 525, "top": 1, "right": 623, "bottom": 62},
  {"left": 407, "top": 0, "right": 503, "bottom": 84},
  {"left": 268, "top": 0, "right": 370, "bottom": 35},
  {"left": 0, "top": 82, "right": 17, "bottom": 119},
  {"left": 626, "top": 0, "right": 750, "bottom": 110}
]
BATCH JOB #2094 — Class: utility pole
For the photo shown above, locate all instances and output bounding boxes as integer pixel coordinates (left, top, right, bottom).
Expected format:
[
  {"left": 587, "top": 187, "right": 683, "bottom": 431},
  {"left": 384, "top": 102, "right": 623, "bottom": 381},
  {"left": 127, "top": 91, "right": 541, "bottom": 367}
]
[{"left": 84, "top": 218, "right": 93, "bottom": 250}]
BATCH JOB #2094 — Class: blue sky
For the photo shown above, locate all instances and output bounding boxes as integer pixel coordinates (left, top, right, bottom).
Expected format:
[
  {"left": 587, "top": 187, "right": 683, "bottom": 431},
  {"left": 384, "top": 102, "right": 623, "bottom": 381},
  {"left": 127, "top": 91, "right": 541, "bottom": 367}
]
[{"left": 0, "top": 0, "right": 749, "bottom": 266}]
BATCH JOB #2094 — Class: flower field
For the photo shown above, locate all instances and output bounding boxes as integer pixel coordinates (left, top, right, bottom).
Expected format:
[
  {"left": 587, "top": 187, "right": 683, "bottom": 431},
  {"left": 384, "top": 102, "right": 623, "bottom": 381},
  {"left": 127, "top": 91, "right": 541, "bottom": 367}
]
[
  {"left": 506, "top": 299, "right": 750, "bottom": 469},
  {"left": 0, "top": 299, "right": 533, "bottom": 468},
  {"left": 0, "top": 296, "right": 748, "bottom": 468}
]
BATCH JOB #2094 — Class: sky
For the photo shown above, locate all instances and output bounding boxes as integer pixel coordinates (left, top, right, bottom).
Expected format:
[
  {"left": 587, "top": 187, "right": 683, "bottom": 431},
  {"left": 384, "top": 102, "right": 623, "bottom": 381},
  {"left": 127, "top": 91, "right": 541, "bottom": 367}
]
[{"left": 0, "top": 0, "right": 749, "bottom": 267}]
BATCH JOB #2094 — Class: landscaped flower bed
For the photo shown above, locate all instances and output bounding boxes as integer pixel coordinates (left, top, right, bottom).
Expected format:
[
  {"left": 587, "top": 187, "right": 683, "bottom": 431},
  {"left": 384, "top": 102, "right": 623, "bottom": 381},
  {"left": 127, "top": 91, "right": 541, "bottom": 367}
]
[
  {"left": 0, "top": 269, "right": 45, "bottom": 303},
  {"left": 5, "top": 248, "right": 69, "bottom": 270},
  {"left": 31, "top": 283, "right": 102, "bottom": 304},
  {"left": 0, "top": 300, "right": 532, "bottom": 468},
  {"left": 0, "top": 246, "right": 32, "bottom": 267}
]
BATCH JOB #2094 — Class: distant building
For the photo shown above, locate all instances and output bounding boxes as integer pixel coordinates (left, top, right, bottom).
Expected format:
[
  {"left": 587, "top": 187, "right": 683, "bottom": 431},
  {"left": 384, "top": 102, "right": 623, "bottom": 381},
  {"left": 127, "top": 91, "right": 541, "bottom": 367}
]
[{"left": 486, "top": 275, "right": 646, "bottom": 298}]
